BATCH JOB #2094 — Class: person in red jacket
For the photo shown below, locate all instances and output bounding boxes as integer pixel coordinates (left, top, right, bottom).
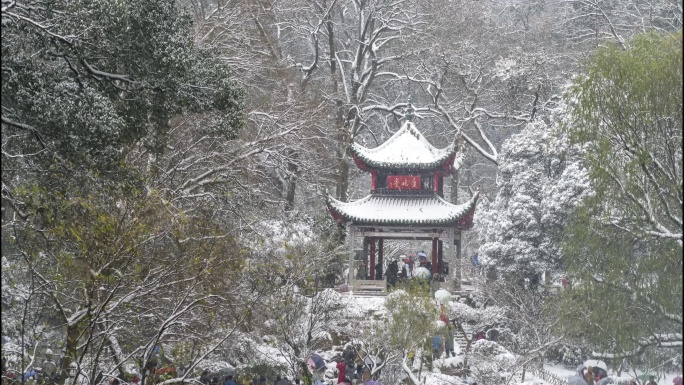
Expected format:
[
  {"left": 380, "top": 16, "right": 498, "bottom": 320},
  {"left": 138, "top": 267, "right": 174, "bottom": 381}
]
[{"left": 335, "top": 359, "right": 347, "bottom": 384}]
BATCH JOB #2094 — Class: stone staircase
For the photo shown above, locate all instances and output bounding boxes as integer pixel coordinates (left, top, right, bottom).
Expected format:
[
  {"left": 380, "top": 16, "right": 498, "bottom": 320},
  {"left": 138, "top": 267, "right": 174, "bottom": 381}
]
[
  {"left": 351, "top": 279, "right": 387, "bottom": 296},
  {"left": 347, "top": 279, "right": 388, "bottom": 296},
  {"left": 351, "top": 293, "right": 387, "bottom": 298},
  {"left": 454, "top": 329, "right": 468, "bottom": 354}
]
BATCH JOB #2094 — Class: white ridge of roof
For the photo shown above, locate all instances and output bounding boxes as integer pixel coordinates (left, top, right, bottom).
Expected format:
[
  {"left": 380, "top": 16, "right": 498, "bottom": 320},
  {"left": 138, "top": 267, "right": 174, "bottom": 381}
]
[
  {"left": 352, "top": 121, "right": 456, "bottom": 168},
  {"left": 327, "top": 193, "right": 478, "bottom": 225}
]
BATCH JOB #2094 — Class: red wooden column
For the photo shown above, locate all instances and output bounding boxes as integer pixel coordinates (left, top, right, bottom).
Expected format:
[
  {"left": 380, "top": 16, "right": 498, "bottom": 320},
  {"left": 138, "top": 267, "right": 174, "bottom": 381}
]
[
  {"left": 378, "top": 238, "right": 384, "bottom": 280},
  {"left": 369, "top": 237, "right": 376, "bottom": 280},
  {"left": 438, "top": 240, "right": 443, "bottom": 276},
  {"left": 431, "top": 237, "right": 438, "bottom": 275}
]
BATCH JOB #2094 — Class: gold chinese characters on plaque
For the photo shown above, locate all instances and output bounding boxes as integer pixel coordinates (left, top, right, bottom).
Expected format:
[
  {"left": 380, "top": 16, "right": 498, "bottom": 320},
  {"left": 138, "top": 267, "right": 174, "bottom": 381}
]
[{"left": 387, "top": 175, "right": 421, "bottom": 190}]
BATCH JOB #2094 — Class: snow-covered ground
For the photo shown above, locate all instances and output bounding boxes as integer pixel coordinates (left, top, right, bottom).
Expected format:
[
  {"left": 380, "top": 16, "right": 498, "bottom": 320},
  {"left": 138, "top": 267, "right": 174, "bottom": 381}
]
[{"left": 340, "top": 294, "right": 387, "bottom": 319}]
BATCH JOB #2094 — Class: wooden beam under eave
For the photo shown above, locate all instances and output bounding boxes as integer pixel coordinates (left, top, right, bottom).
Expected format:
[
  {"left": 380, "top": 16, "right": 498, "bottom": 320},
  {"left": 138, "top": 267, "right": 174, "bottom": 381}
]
[{"left": 358, "top": 231, "right": 446, "bottom": 239}]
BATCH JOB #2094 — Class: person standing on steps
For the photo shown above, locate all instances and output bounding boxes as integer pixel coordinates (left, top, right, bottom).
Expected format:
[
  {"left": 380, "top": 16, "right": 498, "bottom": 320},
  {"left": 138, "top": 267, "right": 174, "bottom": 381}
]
[
  {"left": 357, "top": 261, "right": 367, "bottom": 280},
  {"left": 386, "top": 259, "right": 398, "bottom": 288},
  {"left": 397, "top": 257, "right": 405, "bottom": 279},
  {"left": 343, "top": 345, "right": 355, "bottom": 366},
  {"left": 430, "top": 274, "right": 441, "bottom": 296},
  {"left": 335, "top": 359, "right": 347, "bottom": 385},
  {"left": 432, "top": 334, "right": 443, "bottom": 360},
  {"left": 445, "top": 324, "right": 455, "bottom": 357}
]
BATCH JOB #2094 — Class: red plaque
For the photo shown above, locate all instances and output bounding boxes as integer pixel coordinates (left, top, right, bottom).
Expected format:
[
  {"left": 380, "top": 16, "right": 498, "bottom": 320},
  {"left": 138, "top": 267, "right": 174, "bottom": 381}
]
[{"left": 387, "top": 175, "right": 421, "bottom": 190}]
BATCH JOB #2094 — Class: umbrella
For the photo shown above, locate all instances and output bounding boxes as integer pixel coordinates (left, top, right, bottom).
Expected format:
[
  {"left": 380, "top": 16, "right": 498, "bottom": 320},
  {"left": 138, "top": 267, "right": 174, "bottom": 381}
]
[
  {"left": 568, "top": 375, "right": 588, "bottom": 385},
  {"left": 307, "top": 354, "right": 326, "bottom": 373},
  {"left": 24, "top": 370, "right": 37, "bottom": 380},
  {"left": 673, "top": 376, "right": 683, "bottom": 385},
  {"left": 365, "top": 381, "right": 382, "bottom": 385},
  {"left": 434, "top": 289, "right": 452, "bottom": 304},
  {"left": 363, "top": 355, "right": 382, "bottom": 367},
  {"left": 417, "top": 252, "right": 427, "bottom": 258},
  {"left": 637, "top": 373, "right": 655, "bottom": 381},
  {"left": 584, "top": 360, "right": 608, "bottom": 371},
  {"left": 412, "top": 267, "right": 431, "bottom": 279},
  {"left": 217, "top": 367, "right": 235, "bottom": 378},
  {"left": 594, "top": 367, "right": 609, "bottom": 378}
]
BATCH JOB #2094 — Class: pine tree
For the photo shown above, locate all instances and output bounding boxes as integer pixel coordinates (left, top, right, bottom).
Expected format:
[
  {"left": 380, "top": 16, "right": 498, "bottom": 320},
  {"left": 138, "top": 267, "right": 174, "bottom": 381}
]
[{"left": 477, "top": 109, "right": 591, "bottom": 284}]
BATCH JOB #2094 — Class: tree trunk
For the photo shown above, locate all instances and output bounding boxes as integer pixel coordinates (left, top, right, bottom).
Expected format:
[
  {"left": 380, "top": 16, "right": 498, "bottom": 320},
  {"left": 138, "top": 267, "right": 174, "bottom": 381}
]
[
  {"left": 325, "top": 11, "right": 337, "bottom": 94},
  {"left": 450, "top": 168, "right": 459, "bottom": 204},
  {"left": 335, "top": 139, "right": 350, "bottom": 202},
  {"left": 102, "top": 327, "right": 125, "bottom": 377},
  {"left": 57, "top": 323, "right": 81, "bottom": 385},
  {"left": 284, "top": 151, "right": 299, "bottom": 211}
]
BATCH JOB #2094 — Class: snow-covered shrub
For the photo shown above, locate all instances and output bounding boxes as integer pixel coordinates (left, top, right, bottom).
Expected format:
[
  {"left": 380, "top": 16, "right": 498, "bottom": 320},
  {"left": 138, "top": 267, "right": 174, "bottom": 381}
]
[
  {"left": 545, "top": 343, "right": 593, "bottom": 367},
  {"left": 470, "top": 339, "right": 516, "bottom": 385},
  {"left": 447, "top": 302, "right": 503, "bottom": 332}
]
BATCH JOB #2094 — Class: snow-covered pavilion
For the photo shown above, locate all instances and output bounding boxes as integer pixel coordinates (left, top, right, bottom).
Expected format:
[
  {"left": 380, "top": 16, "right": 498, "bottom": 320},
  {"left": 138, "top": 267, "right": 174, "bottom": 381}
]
[{"left": 326, "top": 99, "right": 479, "bottom": 292}]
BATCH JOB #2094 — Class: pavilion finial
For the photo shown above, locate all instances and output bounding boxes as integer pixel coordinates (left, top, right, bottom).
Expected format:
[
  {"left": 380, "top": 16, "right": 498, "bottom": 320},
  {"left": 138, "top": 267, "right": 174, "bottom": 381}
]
[{"left": 405, "top": 95, "right": 414, "bottom": 122}]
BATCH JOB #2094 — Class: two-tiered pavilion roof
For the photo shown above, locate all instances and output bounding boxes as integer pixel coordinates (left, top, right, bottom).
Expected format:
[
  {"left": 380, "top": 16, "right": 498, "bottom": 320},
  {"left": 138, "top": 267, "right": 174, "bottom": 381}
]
[{"left": 327, "top": 119, "right": 478, "bottom": 229}]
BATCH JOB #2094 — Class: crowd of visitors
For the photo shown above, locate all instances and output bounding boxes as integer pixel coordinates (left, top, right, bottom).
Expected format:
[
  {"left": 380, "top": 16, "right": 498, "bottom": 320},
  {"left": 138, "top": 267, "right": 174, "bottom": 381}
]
[
  {"left": 324, "top": 249, "right": 452, "bottom": 291},
  {"left": 200, "top": 370, "right": 278, "bottom": 385},
  {"left": 331, "top": 345, "right": 382, "bottom": 385},
  {"left": 568, "top": 365, "right": 677, "bottom": 385},
  {"left": 385, "top": 251, "right": 448, "bottom": 289}
]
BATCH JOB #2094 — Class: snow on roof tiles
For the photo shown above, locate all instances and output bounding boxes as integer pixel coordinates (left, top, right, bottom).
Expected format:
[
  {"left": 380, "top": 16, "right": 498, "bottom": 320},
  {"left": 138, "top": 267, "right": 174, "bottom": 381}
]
[
  {"left": 351, "top": 121, "right": 461, "bottom": 171},
  {"left": 327, "top": 192, "right": 478, "bottom": 226}
]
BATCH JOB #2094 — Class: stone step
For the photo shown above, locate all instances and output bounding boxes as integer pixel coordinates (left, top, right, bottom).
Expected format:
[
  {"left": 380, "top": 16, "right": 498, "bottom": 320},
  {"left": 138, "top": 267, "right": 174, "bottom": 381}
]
[{"left": 350, "top": 291, "right": 388, "bottom": 297}]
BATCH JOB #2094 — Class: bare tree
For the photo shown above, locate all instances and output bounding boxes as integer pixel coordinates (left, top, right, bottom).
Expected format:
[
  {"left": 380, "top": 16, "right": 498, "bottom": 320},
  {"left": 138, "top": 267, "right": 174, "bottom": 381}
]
[{"left": 559, "top": 0, "right": 682, "bottom": 49}]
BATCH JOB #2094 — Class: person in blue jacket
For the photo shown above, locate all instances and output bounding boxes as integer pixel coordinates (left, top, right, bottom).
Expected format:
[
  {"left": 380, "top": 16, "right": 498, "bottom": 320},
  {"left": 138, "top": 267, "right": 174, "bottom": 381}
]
[
  {"left": 223, "top": 375, "right": 236, "bottom": 385},
  {"left": 433, "top": 335, "right": 443, "bottom": 360}
]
